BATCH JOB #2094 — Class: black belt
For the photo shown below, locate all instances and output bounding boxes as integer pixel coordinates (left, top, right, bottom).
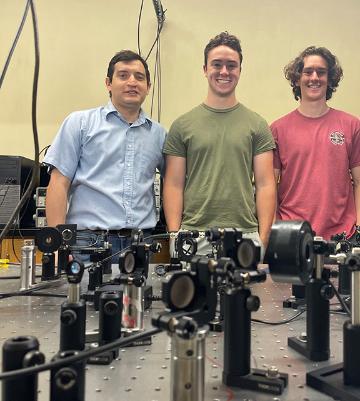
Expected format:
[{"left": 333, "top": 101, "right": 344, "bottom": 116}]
[
  {"left": 107, "top": 229, "right": 133, "bottom": 236},
  {"left": 79, "top": 229, "right": 133, "bottom": 236}
]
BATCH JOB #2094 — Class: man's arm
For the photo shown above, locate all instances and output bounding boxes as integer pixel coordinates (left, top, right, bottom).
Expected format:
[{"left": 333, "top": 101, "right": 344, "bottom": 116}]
[
  {"left": 163, "top": 155, "right": 186, "bottom": 231},
  {"left": 351, "top": 166, "right": 360, "bottom": 225},
  {"left": 45, "top": 168, "right": 71, "bottom": 227},
  {"left": 253, "top": 151, "right": 276, "bottom": 248}
]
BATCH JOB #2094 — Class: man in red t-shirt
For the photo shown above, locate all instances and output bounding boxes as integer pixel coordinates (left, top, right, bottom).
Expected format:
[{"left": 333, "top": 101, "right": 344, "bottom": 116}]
[{"left": 271, "top": 46, "right": 360, "bottom": 240}]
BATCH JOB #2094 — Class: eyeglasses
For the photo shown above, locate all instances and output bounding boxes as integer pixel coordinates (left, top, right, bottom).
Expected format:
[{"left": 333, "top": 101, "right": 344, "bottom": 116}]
[{"left": 302, "top": 68, "right": 328, "bottom": 77}]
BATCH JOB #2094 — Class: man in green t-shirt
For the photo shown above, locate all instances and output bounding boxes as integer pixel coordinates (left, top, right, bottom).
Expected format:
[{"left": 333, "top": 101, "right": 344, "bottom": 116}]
[{"left": 163, "top": 32, "right": 275, "bottom": 253}]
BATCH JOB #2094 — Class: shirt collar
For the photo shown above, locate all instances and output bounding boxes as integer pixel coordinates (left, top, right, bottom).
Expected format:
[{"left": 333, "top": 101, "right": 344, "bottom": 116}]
[{"left": 104, "top": 101, "right": 152, "bottom": 128}]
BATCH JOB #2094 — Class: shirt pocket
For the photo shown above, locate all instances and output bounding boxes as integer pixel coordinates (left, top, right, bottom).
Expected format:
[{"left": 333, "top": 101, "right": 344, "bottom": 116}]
[{"left": 140, "top": 148, "right": 159, "bottom": 179}]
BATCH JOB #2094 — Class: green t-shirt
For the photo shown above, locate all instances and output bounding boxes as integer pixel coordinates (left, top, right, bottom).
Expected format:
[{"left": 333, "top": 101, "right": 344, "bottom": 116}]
[{"left": 163, "top": 103, "right": 275, "bottom": 231}]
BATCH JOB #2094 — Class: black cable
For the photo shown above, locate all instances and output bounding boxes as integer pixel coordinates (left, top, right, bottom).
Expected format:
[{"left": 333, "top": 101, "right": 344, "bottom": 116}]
[
  {"left": 0, "top": 327, "right": 162, "bottom": 381},
  {"left": 0, "top": 0, "right": 40, "bottom": 243},
  {"left": 0, "top": 282, "right": 57, "bottom": 299},
  {"left": 330, "top": 309, "right": 348, "bottom": 316},
  {"left": 9, "top": 146, "right": 51, "bottom": 263},
  {"left": 137, "top": 0, "right": 144, "bottom": 56},
  {"left": 0, "top": 0, "right": 30, "bottom": 90},
  {"left": 251, "top": 309, "right": 305, "bottom": 325},
  {"left": 39, "top": 145, "right": 50, "bottom": 157},
  {"left": 150, "top": 39, "right": 158, "bottom": 118},
  {"left": 0, "top": 276, "right": 64, "bottom": 299},
  {"left": 157, "top": 28, "right": 161, "bottom": 121},
  {"left": 145, "top": 20, "right": 164, "bottom": 61},
  {"left": 157, "top": 34, "right": 162, "bottom": 122},
  {"left": 18, "top": 291, "right": 66, "bottom": 298},
  {"left": 329, "top": 279, "right": 351, "bottom": 316}
]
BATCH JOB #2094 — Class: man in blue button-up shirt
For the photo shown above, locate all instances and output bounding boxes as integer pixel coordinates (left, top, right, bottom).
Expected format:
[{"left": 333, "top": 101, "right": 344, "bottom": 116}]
[{"left": 44, "top": 50, "right": 166, "bottom": 258}]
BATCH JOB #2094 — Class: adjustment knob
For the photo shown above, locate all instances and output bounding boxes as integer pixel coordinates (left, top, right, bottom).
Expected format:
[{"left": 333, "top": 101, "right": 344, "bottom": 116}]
[
  {"left": 246, "top": 295, "right": 260, "bottom": 312},
  {"left": 320, "top": 284, "right": 334, "bottom": 300}
]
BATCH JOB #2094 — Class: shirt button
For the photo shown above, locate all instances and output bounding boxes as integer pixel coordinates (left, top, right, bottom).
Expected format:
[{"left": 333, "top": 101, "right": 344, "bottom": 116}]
[{"left": 127, "top": 163, "right": 130, "bottom": 167}]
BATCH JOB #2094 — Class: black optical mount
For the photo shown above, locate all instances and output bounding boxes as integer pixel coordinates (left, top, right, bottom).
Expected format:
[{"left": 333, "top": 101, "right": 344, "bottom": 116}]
[
  {"left": 204, "top": 228, "right": 288, "bottom": 394},
  {"left": 155, "top": 253, "right": 288, "bottom": 396},
  {"left": 307, "top": 249, "right": 360, "bottom": 401},
  {"left": 60, "top": 259, "right": 86, "bottom": 352},
  {"left": 166, "top": 230, "right": 201, "bottom": 272},
  {"left": 206, "top": 227, "right": 261, "bottom": 270},
  {"left": 118, "top": 230, "right": 160, "bottom": 279},
  {"left": 266, "top": 221, "right": 335, "bottom": 362},
  {"left": 87, "top": 290, "right": 123, "bottom": 365},
  {"left": 205, "top": 228, "right": 262, "bottom": 332},
  {"left": 176, "top": 230, "right": 200, "bottom": 262},
  {"left": 221, "top": 265, "right": 288, "bottom": 395},
  {"left": 290, "top": 237, "right": 335, "bottom": 361},
  {"left": 155, "top": 256, "right": 226, "bottom": 326},
  {"left": 35, "top": 224, "right": 77, "bottom": 280}
]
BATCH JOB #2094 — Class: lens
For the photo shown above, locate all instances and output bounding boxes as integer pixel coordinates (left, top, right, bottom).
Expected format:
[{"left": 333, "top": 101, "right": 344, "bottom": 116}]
[
  {"left": 124, "top": 253, "right": 136, "bottom": 273},
  {"left": 62, "top": 229, "right": 73, "bottom": 242},
  {"left": 169, "top": 275, "right": 195, "bottom": 309},
  {"left": 237, "top": 240, "right": 257, "bottom": 269},
  {"left": 70, "top": 262, "right": 81, "bottom": 275}
]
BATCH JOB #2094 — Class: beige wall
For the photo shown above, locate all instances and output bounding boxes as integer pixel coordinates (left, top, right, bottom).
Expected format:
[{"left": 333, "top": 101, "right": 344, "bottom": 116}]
[{"left": 1, "top": 0, "right": 359, "bottom": 160}]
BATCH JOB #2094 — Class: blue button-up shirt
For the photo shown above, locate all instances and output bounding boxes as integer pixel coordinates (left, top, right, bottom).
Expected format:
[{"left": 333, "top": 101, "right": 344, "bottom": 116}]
[{"left": 44, "top": 101, "right": 166, "bottom": 230}]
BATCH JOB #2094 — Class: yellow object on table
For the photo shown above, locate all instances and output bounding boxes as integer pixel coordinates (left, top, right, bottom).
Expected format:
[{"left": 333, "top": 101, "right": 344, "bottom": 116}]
[{"left": 0, "top": 259, "right": 10, "bottom": 269}]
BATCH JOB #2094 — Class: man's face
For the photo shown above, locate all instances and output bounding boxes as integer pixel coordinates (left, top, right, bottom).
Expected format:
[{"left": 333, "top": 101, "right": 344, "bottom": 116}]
[
  {"left": 106, "top": 60, "right": 150, "bottom": 110},
  {"left": 297, "top": 55, "right": 328, "bottom": 102},
  {"left": 204, "top": 45, "right": 241, "bottom": 98}
]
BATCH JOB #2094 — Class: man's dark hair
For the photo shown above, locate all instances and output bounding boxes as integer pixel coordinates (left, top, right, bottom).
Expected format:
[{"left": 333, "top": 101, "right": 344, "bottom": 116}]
[
  {"left": 284, "top": 46, "right": 343, "bottom": 101},
  {"left": 107, "top": 50, "right": 151, "bottom": 86},
  {"left": 204, "top": 32, "right": 243, "bottom": 67}
]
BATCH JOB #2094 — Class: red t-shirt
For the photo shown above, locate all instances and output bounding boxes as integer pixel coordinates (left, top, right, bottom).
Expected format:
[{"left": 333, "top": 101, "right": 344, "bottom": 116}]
[{"left": 271, "top": 108, "right": 360, "bottom": 239}]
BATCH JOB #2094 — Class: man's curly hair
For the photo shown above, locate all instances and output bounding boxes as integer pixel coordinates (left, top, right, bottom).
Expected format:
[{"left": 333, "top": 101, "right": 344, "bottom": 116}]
[
  {"left": 204, "top": 32, "right": 243, "bottom": 67},
  {"left": 284, "top": 46, "right": 343, "bottom": 101}
]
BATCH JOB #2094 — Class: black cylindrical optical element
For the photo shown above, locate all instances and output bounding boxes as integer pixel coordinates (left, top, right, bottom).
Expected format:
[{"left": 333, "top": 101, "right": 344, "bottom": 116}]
[
  {"left": 99, "top": 291, "right": 123, "bottom": 345},
  {"left": 306, "top": 279, "right": 330, "bottom": 361},
  {"left": 265, "top": 220, "right": 314, "bottom": 285},
  {"left": 50, "top": 350, "right": 85, "bottom": 401},
  {"left": 58, "top": 248, "right": 70, "bottom": 275},
  {"left": 343, "top": 320, "right": 360, "bottom": 385},
  {"left": 223, "top": 287, "right": 251, "bottom": 384},
  {"left": 41, "top": 252, "right": 56, "bottom": 281},
  {"left": 2, "top": 335, "right": 41, "bottom": 401},
  {"left": 60, "top": 300, "right": 86, "bottom": 351}
]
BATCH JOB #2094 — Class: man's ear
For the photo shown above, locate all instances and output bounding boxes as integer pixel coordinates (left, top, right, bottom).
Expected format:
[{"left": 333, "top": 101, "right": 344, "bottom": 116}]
[
  {"left": 203, "top": 64, "right": 208, "bottom": 77},
  {"left": 105, "top": 77, "right": 111, "bottom": 90}
]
